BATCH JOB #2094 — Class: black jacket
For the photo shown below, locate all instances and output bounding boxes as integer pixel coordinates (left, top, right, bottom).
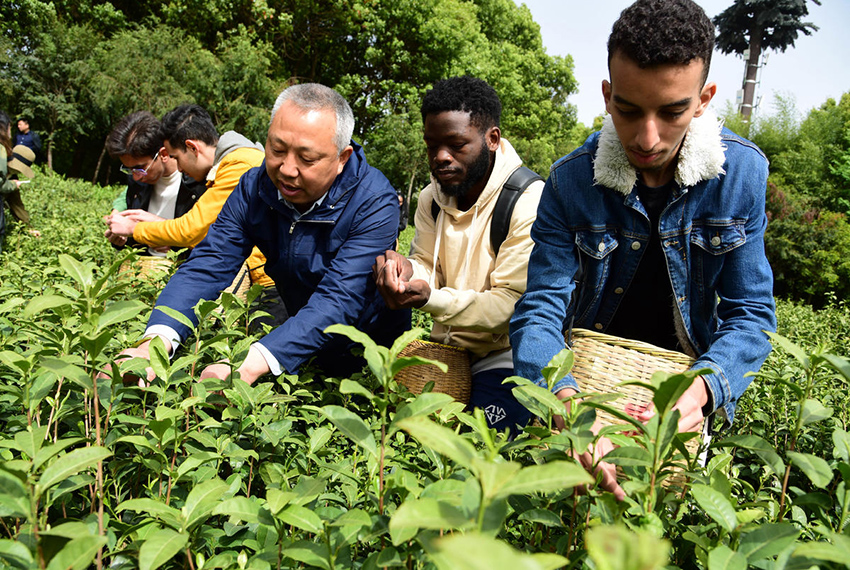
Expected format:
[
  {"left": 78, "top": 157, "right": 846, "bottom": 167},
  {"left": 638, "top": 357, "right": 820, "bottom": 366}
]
[{"left": 120, "top": 174, "right": 206, "bottom": 251}]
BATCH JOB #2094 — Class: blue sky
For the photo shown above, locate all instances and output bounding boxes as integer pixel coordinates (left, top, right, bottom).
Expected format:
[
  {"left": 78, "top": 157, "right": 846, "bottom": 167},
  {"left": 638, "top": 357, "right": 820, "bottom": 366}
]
[{"left": 518, "top": 0, "right": 850, "bottom": 125}]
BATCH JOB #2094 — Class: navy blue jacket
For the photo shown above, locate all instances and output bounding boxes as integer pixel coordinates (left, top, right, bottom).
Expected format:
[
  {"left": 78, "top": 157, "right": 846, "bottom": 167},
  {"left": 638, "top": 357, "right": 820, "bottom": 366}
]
[{"left": 147, "top": 142, "right": 409, "bottom": 373}]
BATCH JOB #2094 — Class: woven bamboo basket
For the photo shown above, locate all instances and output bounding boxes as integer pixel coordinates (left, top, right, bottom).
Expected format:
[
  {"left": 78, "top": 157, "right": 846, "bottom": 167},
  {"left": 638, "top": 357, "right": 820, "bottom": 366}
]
[
  {"left": 567, "top": 328, "right": 704, "bottom": 459},
  {"left": 221, "top": 262, "right": 252, "bottom": 302},
  {"left": 118, "top": 256, "right": 174, "bottom": 280},
  {"left": 396, "top": 339, "right": 472, "bottom": 404}
]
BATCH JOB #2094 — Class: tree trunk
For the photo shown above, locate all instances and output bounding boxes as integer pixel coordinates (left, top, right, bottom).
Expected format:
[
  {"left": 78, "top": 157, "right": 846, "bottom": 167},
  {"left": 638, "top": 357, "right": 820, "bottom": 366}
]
[
  {"left": 47, "top": 139, "right": 53, "bottom": 171},
  {"left": 740, "top": 24, "right": 763, "bottom": 121},
  {"left": 92, "top": 142, "right": 107, "bottom": 184}
]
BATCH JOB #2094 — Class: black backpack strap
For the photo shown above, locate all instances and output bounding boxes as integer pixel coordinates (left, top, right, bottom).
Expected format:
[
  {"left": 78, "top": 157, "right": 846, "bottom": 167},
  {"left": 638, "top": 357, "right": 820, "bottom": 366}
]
[
  {"left": 490, "top": 166, "right": 543, "bottom": 255},
  {"left": 430, "top": 197, "right": 441, "bottom": 223}
]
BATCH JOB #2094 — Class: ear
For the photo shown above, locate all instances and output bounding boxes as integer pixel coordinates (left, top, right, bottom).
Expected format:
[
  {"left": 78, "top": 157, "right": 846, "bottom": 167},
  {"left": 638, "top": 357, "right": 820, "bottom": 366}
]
[
  {"left": 602, "top": 80, "right": 613, "bottom": 113},
  {"left": 336, "top": 145, "right": 354, "bottom": 175},
  {"left": 185, "top": 140, "right": 200, "bottom": 155},
  {"left": 694, "top": 82, "right": 717, "bottom": 118},
  {"left": 157, "top": 146, "right": 167, "bottom": 161},
  {"left": 485, "top": 126, "right": 501, "bottom": 151}
]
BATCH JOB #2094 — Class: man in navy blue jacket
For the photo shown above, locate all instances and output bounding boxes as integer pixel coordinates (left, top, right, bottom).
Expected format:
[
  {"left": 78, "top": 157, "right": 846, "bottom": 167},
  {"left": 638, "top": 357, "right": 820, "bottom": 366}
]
[{"left": 116, "top": 83, "right": 408, "bottom": 382}]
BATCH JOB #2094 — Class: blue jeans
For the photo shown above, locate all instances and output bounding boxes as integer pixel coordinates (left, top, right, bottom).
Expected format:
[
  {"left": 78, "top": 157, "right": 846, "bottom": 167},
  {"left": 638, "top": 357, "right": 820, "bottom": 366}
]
[{"left": 468, "top": 368, "right": 533, "bottom": 433}]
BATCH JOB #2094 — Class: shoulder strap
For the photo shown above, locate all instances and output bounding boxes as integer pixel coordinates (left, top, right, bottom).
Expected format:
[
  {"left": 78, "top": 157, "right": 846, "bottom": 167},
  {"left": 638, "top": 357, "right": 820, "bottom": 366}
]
[{"left": 490, "top": 166, "right": 543, "bottom": 255}]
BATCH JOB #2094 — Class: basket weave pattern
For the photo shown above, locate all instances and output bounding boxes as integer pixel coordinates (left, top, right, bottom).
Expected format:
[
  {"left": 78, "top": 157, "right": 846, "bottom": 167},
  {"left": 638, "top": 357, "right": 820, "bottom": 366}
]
[
  {"left": 567, "top": 328, "right": 703, "bottom": 457},
  {"left": 396, "top": 340, "right": 472, "bottom": 404}
]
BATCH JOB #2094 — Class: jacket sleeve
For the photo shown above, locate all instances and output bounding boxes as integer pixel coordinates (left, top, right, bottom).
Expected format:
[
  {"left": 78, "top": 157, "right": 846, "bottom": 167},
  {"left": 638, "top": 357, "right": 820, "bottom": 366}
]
[
  {"left": 132, "top": 156, "right": 258, "bottom": 248},
  {"left": 509, "top": 174, "right": 580, "bottom": 392},
  {"left": 146, "top": 174, "right": 256, "bottom": 339},
  {"left": 411, "top": 181, "right": 543, "bottom": 334},
  {"left": 257, "top": 183, "right": 400, "bottom": 374},
  {"left": 690, "top": 152, "right": 776, "bottom": 426},
  {"left": 0, "top": 149, "right": 16, "bottom": 195}
]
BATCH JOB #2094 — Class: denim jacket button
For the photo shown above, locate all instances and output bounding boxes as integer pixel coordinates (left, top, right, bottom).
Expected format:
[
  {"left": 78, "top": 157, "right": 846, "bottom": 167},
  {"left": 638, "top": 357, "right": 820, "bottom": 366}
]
[
  {"left": 597, "top": 242, "right": 605, "bottom": 252},
  {"left": 614, "top": 287, "right": 624, "bottom": 294},
  {"left": 710, "top": 236, "right": 722, "bottom": 247},
  {"left": 631, "top": 241, "right": 641, "bottom": 250},
  {"left": 594, "top": 323, "right": 603, "bottom": 330}
]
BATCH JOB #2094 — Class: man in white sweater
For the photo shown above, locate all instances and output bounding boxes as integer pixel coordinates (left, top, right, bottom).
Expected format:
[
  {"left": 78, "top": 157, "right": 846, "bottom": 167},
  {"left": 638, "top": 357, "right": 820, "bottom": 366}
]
[{"left": 374, "top": 76, "right": 543, "bottom": 431}]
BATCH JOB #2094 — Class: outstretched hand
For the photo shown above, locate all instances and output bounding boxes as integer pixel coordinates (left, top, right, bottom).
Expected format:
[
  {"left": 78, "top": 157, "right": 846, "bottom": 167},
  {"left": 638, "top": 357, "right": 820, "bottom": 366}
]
[
  {"left": 372, "top": 249, "right": 431, "bottom": 309},
  {"left": 634, "top": 375, "right": 709, "bottom": 434},
  {"left": 98, "top": 338, "right": 163, "bottom": 387}
]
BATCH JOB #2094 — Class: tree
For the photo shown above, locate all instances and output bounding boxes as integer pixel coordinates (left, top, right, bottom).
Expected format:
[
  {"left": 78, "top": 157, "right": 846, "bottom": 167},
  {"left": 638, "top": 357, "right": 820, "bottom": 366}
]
[{"left": 714, "top": 0, "right": 820, "bottom": 121}]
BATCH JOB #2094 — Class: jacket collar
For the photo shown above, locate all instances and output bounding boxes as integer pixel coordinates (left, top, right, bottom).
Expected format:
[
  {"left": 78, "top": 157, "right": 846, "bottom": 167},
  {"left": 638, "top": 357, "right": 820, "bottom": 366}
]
[{"left": 593, "top": 110, "right": 726, "bottom": 195}]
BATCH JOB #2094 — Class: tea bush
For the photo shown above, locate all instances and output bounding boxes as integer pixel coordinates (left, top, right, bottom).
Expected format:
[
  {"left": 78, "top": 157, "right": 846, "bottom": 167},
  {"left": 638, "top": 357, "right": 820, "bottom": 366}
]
[{"left": 1, "top": 170, "right": 850, "bottom": 569}]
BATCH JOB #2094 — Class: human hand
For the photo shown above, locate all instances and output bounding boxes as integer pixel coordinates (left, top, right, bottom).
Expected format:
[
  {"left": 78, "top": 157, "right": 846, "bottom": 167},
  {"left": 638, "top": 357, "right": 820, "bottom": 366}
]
[
  {"left": 373, "top": 250, "right": 429, "bottom": 309},
  {"left": 554, "top": 387, "right": 626, "bottom": 501},
  {"left": 199, "top": 346, "right": 270, "bottom": 385},
  {"left": 123, "top": 209, "right": 165, "bottom": 223},
  {"left": 634, "top": 376, "right": 709, "bottom": 434},
  {"left": 98, "top": 338, "right": 169, "bottom": 387},
  {"left": 104, "top": 229, "right": 128, "bottom": 247},
  {"left": 108, "top": 212, "right": 139, "bottom": 238}
]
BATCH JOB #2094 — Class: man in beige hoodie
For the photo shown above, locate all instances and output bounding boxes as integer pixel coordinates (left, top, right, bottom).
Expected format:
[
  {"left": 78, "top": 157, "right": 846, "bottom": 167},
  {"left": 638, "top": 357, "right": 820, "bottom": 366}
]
[{"left": 374, "top": 76, "right": 543, "bottom": 431}]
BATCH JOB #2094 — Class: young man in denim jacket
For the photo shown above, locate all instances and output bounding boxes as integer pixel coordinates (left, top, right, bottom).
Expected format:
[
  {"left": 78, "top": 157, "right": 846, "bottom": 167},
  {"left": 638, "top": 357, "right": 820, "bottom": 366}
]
[{"left": 510, "top": 0, "right": 776, "bottom": 499}]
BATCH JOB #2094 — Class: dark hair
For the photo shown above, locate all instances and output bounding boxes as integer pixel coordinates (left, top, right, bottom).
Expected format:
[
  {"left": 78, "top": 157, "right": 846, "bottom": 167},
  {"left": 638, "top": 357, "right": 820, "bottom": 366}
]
[
  {"left": 608, "top": 0, "right": 715, "bottom": 85},
  {"left": 421, "top": 76, "right": 502, "bottom": 131},
  {"left": 105, "top": 111, "right": 163, "bottom": 159},
  {"left": 0, "top": 111, "right": 12, "bottom": 156},
  {"left": 160, "top": 104, "right": 218, "bottom": 152}
]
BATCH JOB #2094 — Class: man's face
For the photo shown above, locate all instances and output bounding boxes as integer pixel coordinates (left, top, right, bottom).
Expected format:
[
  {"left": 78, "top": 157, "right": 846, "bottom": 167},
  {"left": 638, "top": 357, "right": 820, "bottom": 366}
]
[
  {"left": 603, "top": 52, "right": 716, "bottom": 187},
  {"left": 163, "top": 139, "right": 213, "bottom": 182},
  {"left": 119, "top": 152, "right": 164, "bottom": 185},
  {"left": 423, "top": 111, "right": 498, "bottom": 203},
  {"left": 17, "top": 120, "right": 29, "bottom": 134},
  {"left": 265, "top": 100, "right": 352, "bottom": 212}
]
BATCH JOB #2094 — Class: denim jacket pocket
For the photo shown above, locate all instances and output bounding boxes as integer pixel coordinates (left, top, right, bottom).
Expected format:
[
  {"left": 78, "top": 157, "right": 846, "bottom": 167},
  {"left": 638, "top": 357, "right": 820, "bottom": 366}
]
[
  {"left": 690, "top": 220, "right": 746, "bottom": 290},
  {"left": 574, "top": 229, "right": 619, "bottom": 319}
]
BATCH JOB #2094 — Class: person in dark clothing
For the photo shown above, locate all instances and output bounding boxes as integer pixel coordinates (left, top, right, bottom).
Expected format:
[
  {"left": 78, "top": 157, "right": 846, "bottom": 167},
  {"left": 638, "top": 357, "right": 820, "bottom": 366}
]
[{"left": 14, "top": 119, "right": 41, "bottom": 158}]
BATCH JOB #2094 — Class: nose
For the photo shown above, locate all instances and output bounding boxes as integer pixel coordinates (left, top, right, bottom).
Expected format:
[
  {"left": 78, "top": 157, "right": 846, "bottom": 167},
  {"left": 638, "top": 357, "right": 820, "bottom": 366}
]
[
  {"left": 434, "top": 147, "right": 453, "bottom": 167},
  {"left": 635, "top": 117, "right": 660, "bottom": 151},
  {"left": 278, "top": 154, "right": 298, "bottom": 179},
  {"left": 132, "top": 170, "right": 146, "bottom": 180}
]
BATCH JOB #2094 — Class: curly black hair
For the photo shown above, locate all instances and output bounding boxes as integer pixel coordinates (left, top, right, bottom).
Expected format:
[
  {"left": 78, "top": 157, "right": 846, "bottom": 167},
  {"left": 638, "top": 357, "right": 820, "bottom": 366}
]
[
  {"left": 420, "top": 76, "right": 501, "bottom": 132},
  {"left": 160, "top": 104, "right": 218, "bottom": 152},
  {"left": 608, "top": 0, "right": 715, "bottom": 85}
]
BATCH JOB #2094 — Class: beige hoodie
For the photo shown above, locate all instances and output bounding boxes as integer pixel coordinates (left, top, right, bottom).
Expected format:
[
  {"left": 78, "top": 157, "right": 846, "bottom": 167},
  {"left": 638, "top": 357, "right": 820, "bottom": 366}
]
[{"left": 409, "top": 138, "right": 543, "bottom": 362}]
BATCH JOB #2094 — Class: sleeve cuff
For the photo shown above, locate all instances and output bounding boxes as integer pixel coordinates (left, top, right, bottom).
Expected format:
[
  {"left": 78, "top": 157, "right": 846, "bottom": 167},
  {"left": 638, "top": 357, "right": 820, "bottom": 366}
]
[
  {"left": 144, "top": 325, "right": 182, "bottom": 355},
  {"left": 253, "top": 341, "right": 282, "bottom": 376},
  {"left": 421, "top": 287, "right": 452, "bottom": 316}
]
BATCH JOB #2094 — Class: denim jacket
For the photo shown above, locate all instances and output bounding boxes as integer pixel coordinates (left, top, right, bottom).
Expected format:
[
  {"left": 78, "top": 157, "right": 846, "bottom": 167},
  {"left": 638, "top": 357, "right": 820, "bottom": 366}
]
[{"left": 510, "top": 112, "right": 776, "bottom": 428}]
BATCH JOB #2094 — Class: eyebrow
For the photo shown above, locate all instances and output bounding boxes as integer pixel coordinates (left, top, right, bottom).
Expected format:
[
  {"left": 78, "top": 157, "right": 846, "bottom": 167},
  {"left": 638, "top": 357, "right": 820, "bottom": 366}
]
[{"left": 613, "top": 95, "right": 693, "bottom": 109}]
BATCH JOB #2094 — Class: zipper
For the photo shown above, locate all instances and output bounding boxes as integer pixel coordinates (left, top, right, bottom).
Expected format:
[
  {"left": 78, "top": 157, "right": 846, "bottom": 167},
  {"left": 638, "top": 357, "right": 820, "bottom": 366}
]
[{"left": 288, "top": 219, "right": 335, "bottom": 234}]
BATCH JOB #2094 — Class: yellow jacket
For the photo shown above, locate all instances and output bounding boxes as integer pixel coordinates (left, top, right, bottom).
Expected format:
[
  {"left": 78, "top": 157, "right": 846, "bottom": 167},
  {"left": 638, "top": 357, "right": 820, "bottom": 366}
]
[{"left": 132, "top": 145, "right": 273, "bottom": 287}]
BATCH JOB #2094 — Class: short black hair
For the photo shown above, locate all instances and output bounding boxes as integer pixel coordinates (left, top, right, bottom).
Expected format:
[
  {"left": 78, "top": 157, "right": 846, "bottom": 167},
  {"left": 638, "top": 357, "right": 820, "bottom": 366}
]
[
  {"left": 160, "top": 104, "right": 218, "bottom": 152},
  {"left": 608, "top": 0, "right": 715, "bottom": 86},
  {"left": 105, "top": 111, "right": 162, "bottom": 159},
  {"left": 420, "top": 76, "right": 502, "bottom": 131}
]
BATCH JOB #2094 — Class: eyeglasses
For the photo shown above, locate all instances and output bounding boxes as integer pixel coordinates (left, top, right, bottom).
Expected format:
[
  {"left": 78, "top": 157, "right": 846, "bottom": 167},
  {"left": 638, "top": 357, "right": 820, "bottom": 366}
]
[{"left": 119, "top": 151, "right": 160, "bottom": 177}]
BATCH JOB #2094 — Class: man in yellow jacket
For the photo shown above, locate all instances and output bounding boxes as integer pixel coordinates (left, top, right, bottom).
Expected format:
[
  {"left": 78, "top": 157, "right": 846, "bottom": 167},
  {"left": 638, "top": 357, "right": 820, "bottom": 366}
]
[
  {"left": 373, "top": 77, "right": 543, "bottom": 431},
  {"left": 106, "top": 104, "right": 284, "bottom": 327}
]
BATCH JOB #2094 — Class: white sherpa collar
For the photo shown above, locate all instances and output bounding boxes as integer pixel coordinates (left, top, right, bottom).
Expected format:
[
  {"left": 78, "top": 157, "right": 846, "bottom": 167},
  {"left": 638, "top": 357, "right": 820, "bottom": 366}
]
[{"left": 593, "top": 109, "right": 726, "bottom": 195}]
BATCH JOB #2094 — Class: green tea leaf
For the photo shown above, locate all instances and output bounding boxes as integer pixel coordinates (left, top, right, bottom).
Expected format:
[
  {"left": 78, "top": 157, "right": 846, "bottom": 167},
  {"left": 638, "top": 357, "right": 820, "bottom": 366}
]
[
  {"left": 707, "top": 544, "right": 747, "bottom": 570},
  {"left": 511, "top": 381, "right": 567, "bottom": 419},
  {"left": 738, "top": 523, "right": 799, "bottom": 561},
  {"left": 37, "top": 446, "right": 112, "bottom": 499},
  {"left": 138, "top": 528, "right": 188, "bottom": 570},
  {"left": 691, "top": 485, "right": 738, "bottom": 534},
  {"left": 212, "top": 496, "right": 260, "bottom": 523},
  {"left": 38, "top": 357, "right": 92, "bottom": 391},
  {"left": 652, "top": 371, "right": 700, "bottom": 417},
  {"left": 823, "top": 353, "right": 850, "bottom": 382},
  {"left": 788, "top": 451, "right": 833, "bottom": 488},
  {"left": 766, "top": 332, "right": 811, "bottom": 370},
  {"left": 0, "top": 538, "right": 35, "bottom": 567},
  {"left": 389, "top": 498, "right": 470, "bottom": 546},
  {"left": 395, "top": 416, "right": 477, "bottom": 471},
  {"left": 339, "top": 378, "right": 375, "bottom": 401},
  {"left": 279, "top": 504, "right": 324, "bottom": 534},
  {"left": 45, "top": 535, "right": 108, "bottom": 570},
  {"left": 23, "top": 295, "right": 73, "bottom": 318},
  {"left": 117, "top": 498, "right": 183, "bottom": 528},
  {"left": 97, "top": 300, "right": 147, "bottom": 330},
  {"left": 602, "top": 446, "right": 653, "bottom": 468},
  {"left": 14, "top": 425, "right": 48, "bottom": 460},
  {"left": 390, "top": 392, "right": 454, "bottom": 434},
  {"left": 713, "top": 435, "right": 785, "bottom": 477},
  {"left": 321, "top": 405, "right": 378, "bottom": 458},
  {"left": 541, "top": 347, "right": 574, "bottom": 392},
  {"left": 800, "top": 398, "right": 833, "bottom": 426},
  {"left": 183, "top": 477, "right": 229, "bottom": 530},
  {"left": 833, "top": 429, "right": 850, "bottom": 463},
  {"left": 493, "top": 461, "right": 592, "bottom": 499},
  {"left": 427, "top": 531, "right": 568, "bottom": 570},
  {"left": 58, "top": 254, "right": 92, "bottom": 287},
  {"left": 284, "top": 540, "right": 331, "bottom": 570},
  {"left": 586, "top": 525, "right": 670, "bottom": 570},
  {"left": 518, "top": 508, "right": 562, "bottom": 527}
]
